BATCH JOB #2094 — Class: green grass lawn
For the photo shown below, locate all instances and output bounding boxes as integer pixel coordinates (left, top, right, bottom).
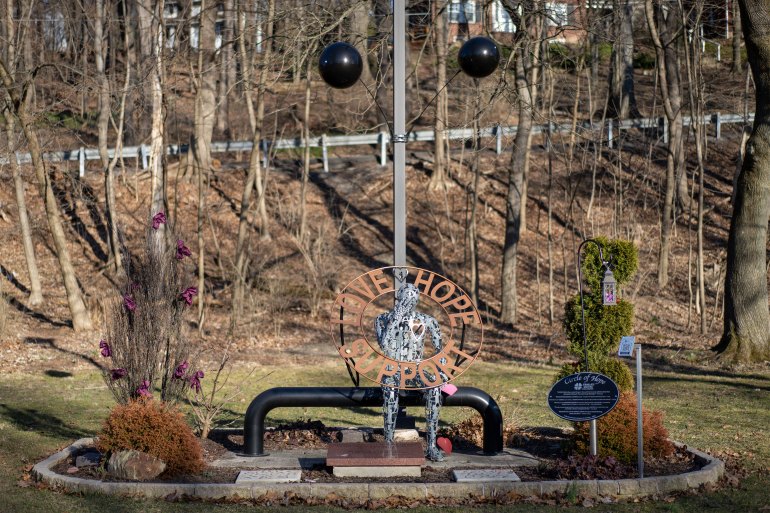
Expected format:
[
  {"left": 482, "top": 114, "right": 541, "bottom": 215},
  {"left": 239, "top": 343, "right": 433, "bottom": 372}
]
[{"left": 1, "top": 361, "right": 768, "bottom": 512}]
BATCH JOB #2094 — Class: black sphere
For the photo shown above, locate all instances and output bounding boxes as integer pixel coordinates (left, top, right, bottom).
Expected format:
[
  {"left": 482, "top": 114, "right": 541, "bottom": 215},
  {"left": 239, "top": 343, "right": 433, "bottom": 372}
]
[
  {"left": 319, "top": 42, "right": 363, "bottom": 89},
  {"left": 458, "top": 37, "right": 500, "bottom": 79}
]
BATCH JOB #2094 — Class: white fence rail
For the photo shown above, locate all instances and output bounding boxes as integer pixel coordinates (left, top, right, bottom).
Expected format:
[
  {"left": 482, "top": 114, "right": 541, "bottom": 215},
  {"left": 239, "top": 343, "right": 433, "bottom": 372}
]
[{"left": 0, "top": 112, "right": 754, "bottom": 177}]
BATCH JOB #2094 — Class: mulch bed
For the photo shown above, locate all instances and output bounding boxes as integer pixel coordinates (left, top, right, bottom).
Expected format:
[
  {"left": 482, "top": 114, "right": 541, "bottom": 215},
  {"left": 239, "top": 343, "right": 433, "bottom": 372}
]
[{"left": 52, "top": 421, "right": 701, "bottom": 484}]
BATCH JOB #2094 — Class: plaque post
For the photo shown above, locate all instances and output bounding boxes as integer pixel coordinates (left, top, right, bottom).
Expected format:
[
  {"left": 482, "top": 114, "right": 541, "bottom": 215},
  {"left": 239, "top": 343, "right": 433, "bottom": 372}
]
[{"left": 636, "top": 343, "right": 644, "bottom": 478}]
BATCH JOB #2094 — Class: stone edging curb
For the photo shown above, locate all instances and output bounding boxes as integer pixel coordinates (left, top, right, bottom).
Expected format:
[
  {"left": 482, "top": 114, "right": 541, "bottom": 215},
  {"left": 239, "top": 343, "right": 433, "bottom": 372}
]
[{"left": 32, "top": 438, "right": 724, "bottom": 501}]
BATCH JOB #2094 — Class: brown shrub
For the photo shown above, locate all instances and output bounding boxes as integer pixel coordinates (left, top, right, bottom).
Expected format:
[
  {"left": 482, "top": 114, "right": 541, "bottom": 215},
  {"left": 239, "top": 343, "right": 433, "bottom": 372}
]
[
  {"left": 97, "top": 398, "right": 204, "bottom": 476},
  {"left": 573, "top": 392, "right": 674, "bottom": 464}
]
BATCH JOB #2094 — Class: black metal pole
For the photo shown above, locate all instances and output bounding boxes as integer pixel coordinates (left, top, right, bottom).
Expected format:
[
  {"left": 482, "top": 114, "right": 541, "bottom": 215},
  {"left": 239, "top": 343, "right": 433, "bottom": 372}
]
[
  {"left": 243, "top": 386, "right": 503, "bottom": 456},
  {"left": 577, "top": 238, "right": 610, "bottom": 457}
]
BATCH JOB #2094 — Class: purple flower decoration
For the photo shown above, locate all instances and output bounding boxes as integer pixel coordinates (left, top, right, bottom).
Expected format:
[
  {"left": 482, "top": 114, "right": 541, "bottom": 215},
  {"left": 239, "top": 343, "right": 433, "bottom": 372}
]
[
  {"left": 180, "top": 287, "right": 198, "bottom": 306},
  {"left": 173, "top": 361, "right": 189, "bottom": 379},
  {"left": 129, "top": 282, "right": 140, "bottom": 292},
  {"left": 123, "top": 294, "right": 136, "bottom": 312},
  {"left": 152, "top": 211, "right": 166, "bottom": 230},
  {"left": 188, "top": 370, "right": 204, "bottom": 394},
  {"left": 99, "top": 340, "right": 111, "bottom": 357},
  {"left": 111, "top": 368, "right": 127, "bottom": 380},
  {"left": 176, "top": 239, "right": 192, "bottom": 260},
  {"left": 136, "top": 380, "right": 152, "bottom": 398}
]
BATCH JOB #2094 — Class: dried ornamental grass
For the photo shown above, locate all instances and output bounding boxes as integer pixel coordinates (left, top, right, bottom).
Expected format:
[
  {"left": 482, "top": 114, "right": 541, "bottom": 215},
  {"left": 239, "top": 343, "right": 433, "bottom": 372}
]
[{"left": 99, "top": 212, "right": 202, "bottom": 404}]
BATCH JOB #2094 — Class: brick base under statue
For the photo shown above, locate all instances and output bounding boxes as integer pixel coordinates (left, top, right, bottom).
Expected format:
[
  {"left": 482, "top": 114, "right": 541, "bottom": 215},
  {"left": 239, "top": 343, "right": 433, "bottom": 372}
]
[{"left": 326, "top": 442, "right": 424, "bottom": 477}]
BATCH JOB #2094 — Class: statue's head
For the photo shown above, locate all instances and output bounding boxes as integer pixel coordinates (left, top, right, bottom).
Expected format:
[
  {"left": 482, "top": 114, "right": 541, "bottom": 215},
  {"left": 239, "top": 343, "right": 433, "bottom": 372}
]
[{"left": 395, "top": 283, "right": 419, "bottom": 313}]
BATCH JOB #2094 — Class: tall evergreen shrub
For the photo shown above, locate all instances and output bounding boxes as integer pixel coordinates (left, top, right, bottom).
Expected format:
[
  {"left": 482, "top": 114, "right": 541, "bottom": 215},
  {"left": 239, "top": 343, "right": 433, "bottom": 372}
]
[{"left": 558, "top": 237, "right": 637, "bottom": 392}]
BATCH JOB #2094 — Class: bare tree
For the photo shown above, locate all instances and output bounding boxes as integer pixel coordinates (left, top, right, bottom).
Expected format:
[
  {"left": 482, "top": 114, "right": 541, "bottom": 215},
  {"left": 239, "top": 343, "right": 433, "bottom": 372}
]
[
  {"left": 0, "top": 58, "right": 92, "bottom": 330},
  {"left": 645, "top": 0, "right": 685, "bottom": 289},
  {"left": 467, "top": 81, "right": 482, "bottom": 305},
  {"left": 191, "top": 0, "right": 219, "bottom": 324},
  {"left": 731, "top": 0, "right": 742, "bottom": 74},
  {"left": 608, "top": 0, "right": 637, "bottom": 118},
  {"left": 192, "top": 0, "right": 217, "bottom": 176},
  {"left": 429, "top": 0, "right": 450, "bottom": 191},
  {"left": 348, "top": 0, "right": 372, "bottom": 84},
  {"left": 232, "top": 0, "right": 275, "bottom": 323},
  {"left": 3, "top": 0, "right": 42, "bottom": 306},
  {"left": 92, "top": 0, "right": 124, "bottom": 274},
  {"left": 681, "top": 0, "right": 707, "bottom": 334},
  {"left": 136, "top": 0, "right": 166, "bottom": 218},
  {"left": 298, "top": 41, "right": 317, "bottom": 242},
  {"left": 501, "top": 0, "right": 541, "bottom": 325},
  {"left": 218, "top": 0, "right": 237, "bottom": 136}
]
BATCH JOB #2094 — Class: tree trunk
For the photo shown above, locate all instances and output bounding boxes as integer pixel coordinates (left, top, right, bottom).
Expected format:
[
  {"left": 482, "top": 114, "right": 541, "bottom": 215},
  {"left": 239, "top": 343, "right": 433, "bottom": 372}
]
[
  {"left": 136, "top": 0, "right": 165, "bottom": 218},
  {"left": 299, "top": 53, "right": 313, "bottom": 241},
  {"left": 4, "top": 0, "right": 43, "bottom": 306},
  {"left": 608, "top": 0, "right": 637, "bottom": 118},
  {"left": 681, "top": 1, "right": 708, "bottom": 334},
  {"left": 374, "top": 0, "right": 393, "bottom": 127},
  {"left": 468, "top": 88, "right": 482, "bottom": 305},
  {"left": 645, "top": 0, "right": 684, "bottom": 289},
  {"left": 0, "top": 58, "right": 92, "bottom": 331},
  {"left": 217, "top": 0, "right": 236, "bottom": 136},
  {"left": 104, "top": 20, "right": 132, "bottom": 282},
  {"left": 8, "top": 123, "right": 43, "bottom": 306},
  {"left": 238, "top": 0, "right": 256, "bottom": 133},
  {"left": 349, "top": 0, "right": 372, "bottom": 84},
  {"left": 252, "top": 0, "right": 273, "bottom": 237},
  {"left": 197, "top": 144, "right": 206, "bottom": 327},
  {"left": 501, "top": 9, "right": 539, "bottom": 324},
  {"left": 193, "top": 0, "right": 218, "bottom": 326},
  {"left": 429, "top": 0, "right": 449, "bottom": 191},
  {"left": 732, "top": 0, "right": 743, "bottom": 73},
  {"left": 95, "top": 0, "right": 122, "bottom": 274},
  {"left": 122, "top": 0, "right": 139, "bottom": 144},
  {"left": 193, "top": 0, "right": 217, "bottom": 176},
  {"left": 715, "top": 0, "right": 770, "bottom": 362},
  {"left": 232, "top": 0, "right": 274, "bottom": 324}
]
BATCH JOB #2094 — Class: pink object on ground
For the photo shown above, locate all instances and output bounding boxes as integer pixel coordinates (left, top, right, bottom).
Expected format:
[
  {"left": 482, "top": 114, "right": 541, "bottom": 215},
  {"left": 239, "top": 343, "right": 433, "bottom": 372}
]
[{"left": 440, "top": 383, "right": 458, "bottom": 396}]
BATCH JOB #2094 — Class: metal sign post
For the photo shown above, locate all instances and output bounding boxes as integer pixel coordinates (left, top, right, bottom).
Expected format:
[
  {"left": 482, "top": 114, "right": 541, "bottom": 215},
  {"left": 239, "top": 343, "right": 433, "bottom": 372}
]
[
  {"left": 618, "top": 336, "right": 643, "bottom": 478},
  {"left": 393, "top": 0, "right": 407, "bottom": 289},
  {"left": 635, "top": 342, "right": 643, "bottom": 478}
]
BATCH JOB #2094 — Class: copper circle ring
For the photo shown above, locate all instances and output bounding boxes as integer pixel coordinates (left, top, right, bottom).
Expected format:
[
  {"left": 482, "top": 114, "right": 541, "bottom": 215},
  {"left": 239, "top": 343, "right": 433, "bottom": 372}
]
[{"left": 329, "top": 266, "right": 483, "bottom": 390}]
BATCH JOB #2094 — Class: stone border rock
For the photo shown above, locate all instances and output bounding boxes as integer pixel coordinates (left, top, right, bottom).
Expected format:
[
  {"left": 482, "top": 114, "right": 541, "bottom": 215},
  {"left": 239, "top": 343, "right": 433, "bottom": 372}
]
[{"left": 32, "top": 438, "right": 724, "bottom": 502}]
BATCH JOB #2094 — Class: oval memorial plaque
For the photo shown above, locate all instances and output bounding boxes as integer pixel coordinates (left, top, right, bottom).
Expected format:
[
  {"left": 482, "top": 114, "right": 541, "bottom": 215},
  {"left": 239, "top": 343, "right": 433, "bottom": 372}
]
[{"left": 547, "top": 372, "right": 620, "bottom": 422}]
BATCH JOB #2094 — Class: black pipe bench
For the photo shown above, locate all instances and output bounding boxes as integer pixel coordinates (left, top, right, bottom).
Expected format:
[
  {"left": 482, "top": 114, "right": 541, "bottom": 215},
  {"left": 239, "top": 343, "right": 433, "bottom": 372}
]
[{"left": 243, "top": 386, "right": 503, "bottom": 456}]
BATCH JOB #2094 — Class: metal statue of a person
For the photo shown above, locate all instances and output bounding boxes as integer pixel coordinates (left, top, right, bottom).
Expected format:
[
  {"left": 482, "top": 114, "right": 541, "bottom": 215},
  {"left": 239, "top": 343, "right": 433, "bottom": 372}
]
[{"left": 374, "top": 282, "right": 445, "bottom": 461}]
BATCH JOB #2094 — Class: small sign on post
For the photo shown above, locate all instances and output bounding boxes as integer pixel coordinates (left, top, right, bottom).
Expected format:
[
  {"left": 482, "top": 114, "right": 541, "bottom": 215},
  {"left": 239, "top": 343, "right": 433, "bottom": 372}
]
[{"left": 618, "top": 336, "right": 635, "bottom": 357}]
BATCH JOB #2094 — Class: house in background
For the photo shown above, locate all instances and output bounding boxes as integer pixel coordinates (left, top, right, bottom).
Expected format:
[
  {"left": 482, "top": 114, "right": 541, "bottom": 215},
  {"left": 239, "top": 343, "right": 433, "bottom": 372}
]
[
  {"left": 163, "top": 0, "right": 225, "bottom": 50},
  {"left": 447, "top": 0, "right": 586, "bottom": 44}
]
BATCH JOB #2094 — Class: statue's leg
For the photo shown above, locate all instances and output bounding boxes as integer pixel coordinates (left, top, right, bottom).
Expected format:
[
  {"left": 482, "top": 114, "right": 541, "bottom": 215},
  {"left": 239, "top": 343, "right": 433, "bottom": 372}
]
[
  {"left": 382, "top": 376, "right": 399, "bottom": 443},
  {"left": 424, "top": 386, "right": 444, "bottom": 461}
]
